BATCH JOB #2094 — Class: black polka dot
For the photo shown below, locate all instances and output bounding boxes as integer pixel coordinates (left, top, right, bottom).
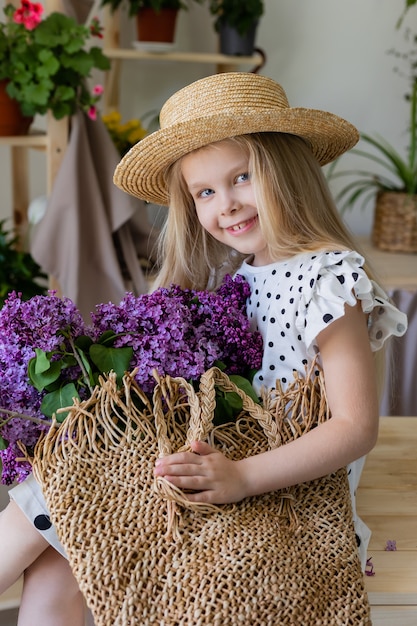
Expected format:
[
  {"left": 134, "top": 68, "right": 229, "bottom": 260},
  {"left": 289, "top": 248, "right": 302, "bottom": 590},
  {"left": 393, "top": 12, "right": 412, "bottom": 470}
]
[
  {"left": 281, "top": 331, "right": 285, "bottom": 337},
  {"left": 298, "top": 274, "right": 303, "bottom": 280},
  {"left": 276, "top": 294, "right": 281, "bottom": 300},
  {"left": 268, "top": 341, "right": 274, "bottom": 347},
  {"left": 34, "top": 514, "right": 52, "bottom": 531},
  {"left": 289, "top": 297, "right": 294, "bottom": 304},
  {"left": 279, "top": 355, "right": 285, "bottom": 361},
  {"left": 269, "top": 364, "right": 276, "bottom": 371},
  {"left": 272, "top": 269, "right": 277, "bottom": 275},
  {"left": 270, "top": 317, "right": 276, "bottom": 323},
  {"left": 323, "top": 313, "right": 333, "bottom": 323},
  {"left": 285, "top": 271, "right": 291, "bottom": 277},
  {"left": 352, "top": 272, "right": 359, "bottom": 281},
  {"left": 281, "top": 308, "right": 286, "bottom": 314},
  {"left": 267, "top": 292, "right": 271, "bottom": 298},
  {"left": 310, "top": 279, "right": 314, "bottom": 288},
  {"left": 336, "top": 275, "right": 345, "bottom": 284}
]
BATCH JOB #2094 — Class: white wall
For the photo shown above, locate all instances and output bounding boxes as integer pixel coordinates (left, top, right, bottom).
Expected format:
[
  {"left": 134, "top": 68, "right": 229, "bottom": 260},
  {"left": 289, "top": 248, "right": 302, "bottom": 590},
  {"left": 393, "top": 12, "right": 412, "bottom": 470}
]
[{"left": 0, "top": 0, "right": 415, "bottom": 237}]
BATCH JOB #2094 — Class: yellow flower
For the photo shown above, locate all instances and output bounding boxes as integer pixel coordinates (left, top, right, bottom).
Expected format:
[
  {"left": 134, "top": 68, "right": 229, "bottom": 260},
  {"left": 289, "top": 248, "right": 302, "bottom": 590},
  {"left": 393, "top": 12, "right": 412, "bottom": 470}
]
[{"left": 102, "top": 111, "right": 147, "bottom": 155}]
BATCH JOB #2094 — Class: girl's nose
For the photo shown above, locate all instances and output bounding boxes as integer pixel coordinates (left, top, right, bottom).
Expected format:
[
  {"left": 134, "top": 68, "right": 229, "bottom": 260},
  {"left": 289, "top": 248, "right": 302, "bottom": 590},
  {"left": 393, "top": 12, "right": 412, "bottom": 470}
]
[{"left": 221, "top": 192, "right": 241, "bottom": 215}]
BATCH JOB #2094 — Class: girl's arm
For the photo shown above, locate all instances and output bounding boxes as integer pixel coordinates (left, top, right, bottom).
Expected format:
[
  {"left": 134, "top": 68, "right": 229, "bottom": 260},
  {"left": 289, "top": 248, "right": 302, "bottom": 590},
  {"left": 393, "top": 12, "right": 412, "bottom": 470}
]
[{"left": 154, "top": 301, "right": 380, "bottom": 504}]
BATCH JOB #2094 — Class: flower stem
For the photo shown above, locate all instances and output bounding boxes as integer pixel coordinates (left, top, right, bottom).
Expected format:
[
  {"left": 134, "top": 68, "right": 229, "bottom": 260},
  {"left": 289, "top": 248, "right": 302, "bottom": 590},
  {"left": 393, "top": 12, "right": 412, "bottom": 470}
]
[
  {"left": 67, "top": 334, "right": 94, "bottom": 395},
  {"left": 0, "top": 408, "right": 53, "bottom": 427}
]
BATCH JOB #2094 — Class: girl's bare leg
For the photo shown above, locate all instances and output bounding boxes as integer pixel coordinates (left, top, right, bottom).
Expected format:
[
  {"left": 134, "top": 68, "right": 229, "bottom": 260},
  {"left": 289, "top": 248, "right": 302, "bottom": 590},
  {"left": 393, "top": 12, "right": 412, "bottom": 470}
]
[
  {"left": 18, "top": 545, "right": 85, "bottom": 626},
  {"left": 0, "top": 500, "right": 49, "bottom": 594},
  {"left": 0, "top": 500, "right": 85, "bottom": 626}
]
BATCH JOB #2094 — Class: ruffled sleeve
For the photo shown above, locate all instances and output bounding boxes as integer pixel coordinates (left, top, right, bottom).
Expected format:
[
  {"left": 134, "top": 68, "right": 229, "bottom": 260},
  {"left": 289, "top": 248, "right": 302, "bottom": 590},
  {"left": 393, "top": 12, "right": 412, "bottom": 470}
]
[{"left": 297, "top": 250, "right": 408, "bottom": 358}]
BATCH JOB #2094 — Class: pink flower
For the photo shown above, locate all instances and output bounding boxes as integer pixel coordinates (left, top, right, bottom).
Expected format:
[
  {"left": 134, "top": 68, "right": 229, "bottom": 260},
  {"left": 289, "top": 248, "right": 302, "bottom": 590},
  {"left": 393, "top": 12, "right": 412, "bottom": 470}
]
[
  {"left": 88, "top": 106, "right": 97, "bottom": 121},
  {"left": 93, "top": 84, "right": 104, "bottom": 96},
  {"left": 89, "top": 16, "right": 104, "bottom": 39},
  {"left": 13, "top": 0, "right": 43, "bottom": 30}
]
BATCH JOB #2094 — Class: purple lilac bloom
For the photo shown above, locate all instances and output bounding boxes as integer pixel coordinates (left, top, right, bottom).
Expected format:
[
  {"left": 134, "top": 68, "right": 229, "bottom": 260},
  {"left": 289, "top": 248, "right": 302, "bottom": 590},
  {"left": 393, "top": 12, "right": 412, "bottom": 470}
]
[
  {"left": 0, "top": 292, "right": 88, "bottom": 483},
  {"left": 91, "top": 275, "right": 263, "bottom": 394},
  {"left": 0, "top": 277, "right": 262, "bottom": 484}
]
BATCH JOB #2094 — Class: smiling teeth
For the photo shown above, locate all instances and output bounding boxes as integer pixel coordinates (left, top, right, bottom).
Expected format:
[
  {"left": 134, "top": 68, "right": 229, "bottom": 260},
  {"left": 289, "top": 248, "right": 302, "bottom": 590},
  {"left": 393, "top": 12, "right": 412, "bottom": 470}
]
[{"left": 231, "top": 221, "right": 249, "bottom": 231}]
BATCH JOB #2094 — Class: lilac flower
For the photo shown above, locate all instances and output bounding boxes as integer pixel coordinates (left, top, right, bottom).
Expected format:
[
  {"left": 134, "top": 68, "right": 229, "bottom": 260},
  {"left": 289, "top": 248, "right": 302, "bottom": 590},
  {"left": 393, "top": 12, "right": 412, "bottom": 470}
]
[
  {"left": 0, "top": 291, "right": 88, "bottom": 483},
  {"left": 91, "top": 275, "right": 263, "bottom": 393},
  {"left": 0, "top": 277, "right": 263, "bottom": 484}
]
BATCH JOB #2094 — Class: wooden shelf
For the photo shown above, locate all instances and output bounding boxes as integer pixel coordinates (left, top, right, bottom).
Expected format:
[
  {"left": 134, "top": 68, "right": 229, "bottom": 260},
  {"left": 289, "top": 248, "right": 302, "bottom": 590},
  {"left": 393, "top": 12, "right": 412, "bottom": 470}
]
[
  {"left": 0, "top": 130, "right": 47, "bottom": 149},
  {"left": 103, "top": 48, "right": 263, "bottom": 67}
]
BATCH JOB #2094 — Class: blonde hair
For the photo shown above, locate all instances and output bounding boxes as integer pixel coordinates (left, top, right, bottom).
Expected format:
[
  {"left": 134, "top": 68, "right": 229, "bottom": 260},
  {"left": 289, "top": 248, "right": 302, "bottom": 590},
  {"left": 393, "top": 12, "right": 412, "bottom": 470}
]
[{"left": 153, "top": 132, "right": 373, "bottom": 290}]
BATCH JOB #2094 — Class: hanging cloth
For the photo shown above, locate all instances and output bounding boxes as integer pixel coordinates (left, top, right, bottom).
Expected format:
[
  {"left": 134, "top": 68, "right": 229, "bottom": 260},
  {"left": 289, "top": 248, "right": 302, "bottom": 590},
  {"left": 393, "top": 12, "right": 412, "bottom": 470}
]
[{"left": 31, "top": 110, "right": 157, "bottom": 320}]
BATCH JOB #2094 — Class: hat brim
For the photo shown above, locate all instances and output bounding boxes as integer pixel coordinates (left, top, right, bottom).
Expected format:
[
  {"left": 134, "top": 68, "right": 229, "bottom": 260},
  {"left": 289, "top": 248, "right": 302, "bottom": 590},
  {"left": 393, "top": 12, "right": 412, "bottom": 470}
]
[{"left": 113, "top": 107, "right": 359, "bottom": 206}]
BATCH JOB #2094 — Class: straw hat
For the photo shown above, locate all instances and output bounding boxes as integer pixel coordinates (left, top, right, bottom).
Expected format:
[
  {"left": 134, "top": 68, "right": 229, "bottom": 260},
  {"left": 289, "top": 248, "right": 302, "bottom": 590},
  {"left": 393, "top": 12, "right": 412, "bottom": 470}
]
[{"left": 113, "top": 72, "right": 359, "bottom": 206}]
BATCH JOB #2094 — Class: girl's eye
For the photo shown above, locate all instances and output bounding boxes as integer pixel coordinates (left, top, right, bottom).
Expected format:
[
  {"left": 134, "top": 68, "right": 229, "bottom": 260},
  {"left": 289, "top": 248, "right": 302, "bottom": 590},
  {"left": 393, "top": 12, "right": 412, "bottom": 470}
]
[
  {"left": 236, "top": 172, "right": 250, "bottom": 183},
  {"left": 198, "top": 188, "right": 214, "bottom": 199}
]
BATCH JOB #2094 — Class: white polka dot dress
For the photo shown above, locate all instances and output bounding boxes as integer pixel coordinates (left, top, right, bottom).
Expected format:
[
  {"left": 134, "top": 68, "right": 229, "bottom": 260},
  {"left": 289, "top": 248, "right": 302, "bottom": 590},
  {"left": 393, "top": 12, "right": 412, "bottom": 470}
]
[{"left": 237, "top": 248, "right": 407, "bottom": 569}]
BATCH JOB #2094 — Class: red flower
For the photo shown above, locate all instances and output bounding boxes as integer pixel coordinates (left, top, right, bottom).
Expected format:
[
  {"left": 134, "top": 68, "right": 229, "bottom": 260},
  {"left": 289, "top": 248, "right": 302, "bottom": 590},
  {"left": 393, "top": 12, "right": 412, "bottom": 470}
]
[{"left": 13, "top": 0, "right": 43, "bottom": 30}]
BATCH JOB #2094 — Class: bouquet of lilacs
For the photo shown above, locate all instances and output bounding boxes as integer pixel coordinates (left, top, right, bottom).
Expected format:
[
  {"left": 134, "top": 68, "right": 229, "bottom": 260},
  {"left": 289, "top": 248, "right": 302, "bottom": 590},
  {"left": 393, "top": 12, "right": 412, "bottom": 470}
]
[{"left": 0, "top": 275, "right": 263, "bottom": 485}]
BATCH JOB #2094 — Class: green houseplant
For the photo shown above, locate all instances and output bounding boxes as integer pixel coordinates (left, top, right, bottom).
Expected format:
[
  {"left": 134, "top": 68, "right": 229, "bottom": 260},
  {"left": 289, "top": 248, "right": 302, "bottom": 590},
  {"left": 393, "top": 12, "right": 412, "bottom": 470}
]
[
  {"left": 209, "top": 0, "right": 264, "bottom": 55},
  {"left": 0, "top": 219, "right": 47, "bottom": 307},
  {"left": 100, "top": 0, "right": 201, "bottom": 18},
  {"left": 0, "top": 0, "right": 110, "bottom": 122},
  {"left": 100, "top": 0, "right": 204, "bottom": 44},
  {"left": 329, "top": 19, "right": 417, "bottom": 253}
]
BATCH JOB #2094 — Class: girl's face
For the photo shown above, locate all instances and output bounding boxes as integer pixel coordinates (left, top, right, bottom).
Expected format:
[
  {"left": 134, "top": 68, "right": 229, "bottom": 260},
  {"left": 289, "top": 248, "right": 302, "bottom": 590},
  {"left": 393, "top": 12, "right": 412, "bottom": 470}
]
[{"left": 181, "top": 140, "right": 272, "bottom": 266}]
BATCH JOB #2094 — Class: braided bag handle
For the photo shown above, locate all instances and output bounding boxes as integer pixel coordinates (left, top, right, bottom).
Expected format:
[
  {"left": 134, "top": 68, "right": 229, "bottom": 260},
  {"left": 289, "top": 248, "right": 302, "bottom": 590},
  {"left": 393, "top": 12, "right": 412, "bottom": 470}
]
[{"left": 153, "top": 367, "right": 284, "bottom": 537}]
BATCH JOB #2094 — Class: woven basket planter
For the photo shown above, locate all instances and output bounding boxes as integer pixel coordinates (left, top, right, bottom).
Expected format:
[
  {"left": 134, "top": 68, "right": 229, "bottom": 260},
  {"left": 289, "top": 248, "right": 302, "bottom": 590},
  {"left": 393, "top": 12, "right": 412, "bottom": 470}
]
[{"left": 372, "top": 191, "right": 417, "bottom": 253}]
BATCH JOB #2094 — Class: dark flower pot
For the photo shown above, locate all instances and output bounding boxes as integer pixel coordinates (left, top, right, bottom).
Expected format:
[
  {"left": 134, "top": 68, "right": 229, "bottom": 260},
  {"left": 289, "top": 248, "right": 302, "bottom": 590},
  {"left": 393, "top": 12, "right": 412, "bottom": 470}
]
[{"left": 219, "top": 21, "right": 258, "bottom": 56}]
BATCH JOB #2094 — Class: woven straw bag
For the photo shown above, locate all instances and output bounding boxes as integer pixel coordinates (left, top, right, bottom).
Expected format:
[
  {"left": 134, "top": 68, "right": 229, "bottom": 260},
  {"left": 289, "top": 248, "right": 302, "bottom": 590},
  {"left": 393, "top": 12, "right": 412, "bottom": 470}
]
[
  {"left": 32, "top": 366, "right": 371, "bottom": 625},
  {"left": 372, "top": 191, "right": 417, "bottom": 252}
]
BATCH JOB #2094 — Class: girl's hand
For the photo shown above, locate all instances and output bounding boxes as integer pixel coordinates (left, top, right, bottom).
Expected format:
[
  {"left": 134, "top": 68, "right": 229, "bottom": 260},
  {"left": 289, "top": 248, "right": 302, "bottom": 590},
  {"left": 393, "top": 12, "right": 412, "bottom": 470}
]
[{"left": 154, "top": 441, "right": 248, "bottom": 505}]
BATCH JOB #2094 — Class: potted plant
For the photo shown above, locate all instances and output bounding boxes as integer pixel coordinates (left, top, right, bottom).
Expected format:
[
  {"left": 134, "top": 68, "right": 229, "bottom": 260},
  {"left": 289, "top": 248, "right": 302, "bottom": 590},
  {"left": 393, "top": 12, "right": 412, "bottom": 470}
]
[
  {"left": 0, "top": 0, "right": 110, "bottom": 132},
  {"left": 329, "top": 34, "right": 417, "bottom": 253},
  {"left": 0, "top": 219, "right": 47, "bottom": 307},
  {"left": 100, "top": 0, "right": 204, "bottom": 44},
  {"left": 209, "top": 0, "right": 264, "bottom": 55}
]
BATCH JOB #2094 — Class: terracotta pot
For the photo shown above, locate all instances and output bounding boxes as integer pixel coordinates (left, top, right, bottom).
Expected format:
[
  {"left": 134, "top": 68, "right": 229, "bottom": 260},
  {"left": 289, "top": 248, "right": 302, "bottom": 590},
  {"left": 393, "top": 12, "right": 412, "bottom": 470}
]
[
  {"left": 0, "top": 80, "right": 33, "bottom": 136},
  {"left": 372, "top": 191, "right": 417, "bottom": 253},
  {"left": 136, "top": 8, "right": 178, "bottom": 43}
]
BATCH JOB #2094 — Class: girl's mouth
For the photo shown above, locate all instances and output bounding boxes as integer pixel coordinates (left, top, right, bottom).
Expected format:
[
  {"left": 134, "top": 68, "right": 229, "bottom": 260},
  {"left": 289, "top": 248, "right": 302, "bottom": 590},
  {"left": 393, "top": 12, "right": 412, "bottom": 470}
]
[{"left": 227, "top": 216, "right": 258, "bottom": 234}]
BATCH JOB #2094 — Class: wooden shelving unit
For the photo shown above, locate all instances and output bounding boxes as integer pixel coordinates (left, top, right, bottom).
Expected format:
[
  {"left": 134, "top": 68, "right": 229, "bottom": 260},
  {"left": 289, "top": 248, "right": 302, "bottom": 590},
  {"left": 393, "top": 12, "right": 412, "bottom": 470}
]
[
  {"left": 3, "top": 0, "right": 69, "bottom": 249},
  {"left": 101, "top": 8, "right": 265, "bottom": 113}
]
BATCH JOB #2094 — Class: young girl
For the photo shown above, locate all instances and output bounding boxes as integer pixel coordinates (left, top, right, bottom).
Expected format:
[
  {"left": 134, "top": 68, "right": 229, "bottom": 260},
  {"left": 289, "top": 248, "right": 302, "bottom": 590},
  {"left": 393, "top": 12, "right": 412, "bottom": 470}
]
[{"left": 0, "top": 72, "right": 407, "bottom": 623}]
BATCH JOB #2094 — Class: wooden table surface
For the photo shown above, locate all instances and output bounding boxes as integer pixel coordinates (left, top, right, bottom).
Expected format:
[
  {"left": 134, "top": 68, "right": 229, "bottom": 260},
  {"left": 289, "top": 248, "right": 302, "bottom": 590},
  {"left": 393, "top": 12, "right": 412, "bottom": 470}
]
[
  {"left": 357, "top": 416, "right": 417, "bottom": 625},
  {"left": 358, "top": 238, "right": 417, "bottom": 292}
]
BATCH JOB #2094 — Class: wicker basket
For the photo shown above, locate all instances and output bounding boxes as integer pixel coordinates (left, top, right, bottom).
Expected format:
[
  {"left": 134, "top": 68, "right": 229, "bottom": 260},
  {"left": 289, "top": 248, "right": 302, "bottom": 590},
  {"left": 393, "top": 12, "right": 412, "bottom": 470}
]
[
  {"left": 32, "top": 367, "right": 371, "bottom": 625},
  {"left": 372, "top": 191, "right": 417, "bottom": 252}
]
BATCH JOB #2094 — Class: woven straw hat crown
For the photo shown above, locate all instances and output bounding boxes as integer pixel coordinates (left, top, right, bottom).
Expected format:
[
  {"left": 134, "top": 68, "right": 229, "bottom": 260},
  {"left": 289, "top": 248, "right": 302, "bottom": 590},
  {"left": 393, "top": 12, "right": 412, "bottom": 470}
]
[{"left": 113, "top": 72, "right": 359, "bottom": 206}]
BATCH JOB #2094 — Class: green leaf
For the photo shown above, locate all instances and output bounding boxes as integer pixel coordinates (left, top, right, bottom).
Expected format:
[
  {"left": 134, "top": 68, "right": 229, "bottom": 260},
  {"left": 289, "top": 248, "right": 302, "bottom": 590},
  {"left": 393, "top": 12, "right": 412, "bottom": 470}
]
[
  {"left": 229, "top": 374, "right": 260, "bottom": 404},
  {"left": 74, "top": 335, "right": 93, "bottom": 351},
  {"left": 213, "top": 394, "right": 234, "bottom": 426},
  {"left": 96, "top": 330, "right": 118, "bottom": 346},
  {"left": 89, "top": 344, "right": 133, "bottom": 382},
  {"left": 28, "top": 352, "right": 62, "bottom": 392},
  {"left": 40, "top": 383, "right": 79, "bottom": 422},
  {"left": 0, "top": 434, "right": 8, "bottom": 450}
]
